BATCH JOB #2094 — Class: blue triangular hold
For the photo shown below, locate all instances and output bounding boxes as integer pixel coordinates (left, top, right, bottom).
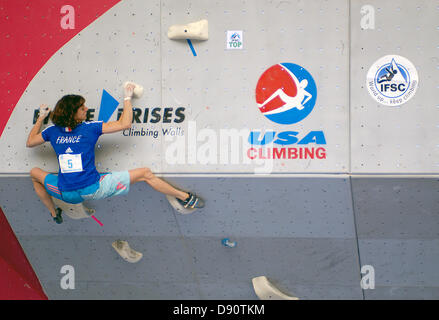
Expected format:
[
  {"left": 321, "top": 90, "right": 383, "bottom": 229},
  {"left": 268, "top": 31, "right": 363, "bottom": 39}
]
[{"left": 98, "top": 89, "right": 119, "bottom": 123}]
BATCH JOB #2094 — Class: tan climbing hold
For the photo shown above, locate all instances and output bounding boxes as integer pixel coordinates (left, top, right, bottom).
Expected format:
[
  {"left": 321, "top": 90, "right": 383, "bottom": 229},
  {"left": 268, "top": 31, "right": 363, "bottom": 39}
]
[
  {"left": 168, "top": 19, "right": 208, "bottom": 40},
  {"left": 51, "top": 197, "right": 95, "bottom": 220},
  {"left": 111, "top": 240, "right": 143, "bottom": 263},
  {"left": 252, "top": 276, "right": 299, "bottom": 300}
]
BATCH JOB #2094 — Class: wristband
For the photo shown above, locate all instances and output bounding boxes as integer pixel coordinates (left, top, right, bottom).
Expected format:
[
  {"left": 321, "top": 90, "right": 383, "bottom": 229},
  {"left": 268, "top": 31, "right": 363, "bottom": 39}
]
[{"left": 124, "top": 97, "right": 131, "bottom": 101}]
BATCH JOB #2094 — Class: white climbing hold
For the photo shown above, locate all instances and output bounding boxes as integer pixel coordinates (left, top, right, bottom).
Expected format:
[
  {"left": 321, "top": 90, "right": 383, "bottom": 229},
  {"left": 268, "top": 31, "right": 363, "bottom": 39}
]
[
  {"left": 51, "top": 197, "right": 94, "bottom": 220},
  {"left": 252, "top": 276, "right": 299, "bottom": 300},
  {"left": 221, "top": 238, "right": 237, "bottom": 248},
  {"left": 123, "top": 81, "right": 144, "bottom": 98},
  {"left": 166, "top": 194, "right": 197, "bottom": 215},
  {"left": 168, "top": 19, "right": 208, "bottom": 40},
  {"left": 111, "top": 240, "right": 143, "bottom": 263}
]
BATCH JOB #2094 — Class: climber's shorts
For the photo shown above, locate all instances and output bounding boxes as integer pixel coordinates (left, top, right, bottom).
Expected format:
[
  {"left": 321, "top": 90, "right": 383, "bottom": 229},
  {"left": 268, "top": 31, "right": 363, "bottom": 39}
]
[{"left": 44, "top": 171, "right": 130, "bottom": 204}]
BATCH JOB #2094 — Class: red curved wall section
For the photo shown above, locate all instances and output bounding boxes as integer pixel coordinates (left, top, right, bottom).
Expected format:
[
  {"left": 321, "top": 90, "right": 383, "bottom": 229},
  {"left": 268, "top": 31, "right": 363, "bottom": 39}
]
[
  {"left": 0, "top": 207, "right": 47, "bottom": 299},
  {"left": 0, "top": 0, "right": 121, "bottom": 138}
]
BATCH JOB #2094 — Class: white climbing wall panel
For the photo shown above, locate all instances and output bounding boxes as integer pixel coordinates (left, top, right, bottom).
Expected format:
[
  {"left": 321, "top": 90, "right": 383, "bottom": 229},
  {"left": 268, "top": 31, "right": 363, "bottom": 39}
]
[
  {"left": 0, "top": 0, "right": 350, "bottom": 174},
  {"left": 160, "top": 0, "right": 350, "bottom": 173},
  {"left": 351, "top": 0, "right": 439, "bottom": 173},
  {"left": 0, "top": 0, "right": 164, "bottom": 173},
  {"left": 2, "top": 0, "right": 436, "bottom": 174}
]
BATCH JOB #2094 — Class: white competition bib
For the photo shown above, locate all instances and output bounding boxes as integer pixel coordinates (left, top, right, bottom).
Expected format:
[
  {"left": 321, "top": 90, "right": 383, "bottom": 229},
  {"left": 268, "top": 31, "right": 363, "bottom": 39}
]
[{"left": 59, "top": 154, "right": 83, "bottom": 173}]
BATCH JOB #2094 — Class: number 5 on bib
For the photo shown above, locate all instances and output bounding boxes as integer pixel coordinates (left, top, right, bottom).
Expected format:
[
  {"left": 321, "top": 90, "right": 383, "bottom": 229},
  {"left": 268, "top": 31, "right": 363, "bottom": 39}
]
[{"left": 59, "top": 154, "right": 83, "bottom": 173}]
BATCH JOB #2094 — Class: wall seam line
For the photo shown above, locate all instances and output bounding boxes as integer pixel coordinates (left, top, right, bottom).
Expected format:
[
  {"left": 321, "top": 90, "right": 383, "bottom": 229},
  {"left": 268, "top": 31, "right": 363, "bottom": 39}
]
[
  {"left": 348, "top": 0, "right": 352, "bottom": 175},
  {"left": 349, "top": 176, "right": 365, "bottom": 300}
]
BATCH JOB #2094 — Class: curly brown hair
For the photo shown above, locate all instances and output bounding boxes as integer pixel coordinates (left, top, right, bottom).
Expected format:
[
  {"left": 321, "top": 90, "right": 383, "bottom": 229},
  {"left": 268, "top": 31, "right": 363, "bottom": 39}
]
[{"left": 50, "top": 95, "right": 85, "bottom": 130}]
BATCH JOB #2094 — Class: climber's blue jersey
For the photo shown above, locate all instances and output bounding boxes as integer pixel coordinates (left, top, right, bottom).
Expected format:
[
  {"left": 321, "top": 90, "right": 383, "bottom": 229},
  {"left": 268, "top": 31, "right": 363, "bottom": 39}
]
[{"left": 41, "top": 121, "right": 103, "bottom": 192}]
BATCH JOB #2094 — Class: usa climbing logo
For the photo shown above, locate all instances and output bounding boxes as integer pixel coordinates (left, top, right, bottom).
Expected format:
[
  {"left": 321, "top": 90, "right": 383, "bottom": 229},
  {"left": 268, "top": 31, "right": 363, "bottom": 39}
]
[
  {"left": 366, "top": 55, "right": 419, "bottom": 106},
  {"left": 255, "top": 63, "right": 317, "bottom": 125},
  {"left": 248, "top": 63, "right": 326, "bottom": 162}
]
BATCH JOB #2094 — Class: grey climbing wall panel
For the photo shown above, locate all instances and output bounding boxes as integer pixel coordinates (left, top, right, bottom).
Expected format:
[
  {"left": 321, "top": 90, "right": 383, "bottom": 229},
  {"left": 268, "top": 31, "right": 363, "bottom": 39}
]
[
  {"left": 0, "top": 176, "right": 363, "bottom": 299},
  {"left": 352, "top": 177, "right": 439, "bottom": 299},
  {"left": 2, "top": 176, "right": 438, "bottom": 299}
]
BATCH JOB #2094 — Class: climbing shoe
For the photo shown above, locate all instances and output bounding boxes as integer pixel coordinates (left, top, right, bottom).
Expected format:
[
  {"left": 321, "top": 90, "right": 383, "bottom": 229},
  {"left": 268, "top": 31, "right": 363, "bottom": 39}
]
[
  {"left": 53, "top": 208, "right": 63, "bottom": 224},
  {"left": 177, "top": 192, "right": 205, "bottom": 209}
]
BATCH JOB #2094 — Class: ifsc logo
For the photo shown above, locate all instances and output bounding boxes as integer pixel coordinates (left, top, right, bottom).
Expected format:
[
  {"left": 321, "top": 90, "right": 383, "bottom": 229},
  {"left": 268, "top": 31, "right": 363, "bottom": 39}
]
[
  {"left": 366, "top": 55, "right": 419, "bottom": 106},
  {"left": 255, "top": 63, "right": 317, "bottom": 125}
]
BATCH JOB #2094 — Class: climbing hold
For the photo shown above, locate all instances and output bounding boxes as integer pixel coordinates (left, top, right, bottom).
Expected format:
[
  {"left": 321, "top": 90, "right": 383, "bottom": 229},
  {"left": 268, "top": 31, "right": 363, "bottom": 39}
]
[
  {"left": 166, "top": 194, "right": 197, "bottom": 215},
  {"left": 51, "top": 197, "right": 94, "bottom": 220},
  {"left": 168, "top": 19, "right": 208, "bottom": 40},
  {"left": 221, "top": 238, "right": 237, "bottom": 248},
  {"left": 123, "top": 81, "right": 144, "bottom": 98},
  {"left": 111, "top": 240, "right": 143, "bottom": 263},
  {"left": 252, "top": 276, "right": 299, "bottom": 300}
]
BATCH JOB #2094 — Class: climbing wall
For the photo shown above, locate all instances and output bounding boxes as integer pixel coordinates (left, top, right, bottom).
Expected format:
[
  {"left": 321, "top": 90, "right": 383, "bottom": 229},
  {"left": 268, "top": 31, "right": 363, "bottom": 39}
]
[
  {"left": 350, "top": 0, "right": 439, "bottom": 173},
  {"left": 0, "top": 0, "right": 438, "bottom": 299}
]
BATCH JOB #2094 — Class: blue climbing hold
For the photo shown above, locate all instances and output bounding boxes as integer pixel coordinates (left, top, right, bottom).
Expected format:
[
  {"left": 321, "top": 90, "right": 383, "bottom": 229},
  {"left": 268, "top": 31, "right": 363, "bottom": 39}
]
[{"left": 221, "top": 238, "right": 237, "bottom": 248}]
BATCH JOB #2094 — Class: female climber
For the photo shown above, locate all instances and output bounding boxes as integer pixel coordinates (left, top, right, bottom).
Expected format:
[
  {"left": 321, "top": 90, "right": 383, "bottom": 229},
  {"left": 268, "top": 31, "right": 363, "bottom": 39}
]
[{"left": 26, "top": 83, "right": 204, "bottom": 224}]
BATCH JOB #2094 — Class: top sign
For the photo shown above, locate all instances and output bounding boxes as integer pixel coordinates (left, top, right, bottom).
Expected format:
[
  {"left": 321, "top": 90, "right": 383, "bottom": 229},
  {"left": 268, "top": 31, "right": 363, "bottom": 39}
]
[{"left": 227, "top": 31, "right": 243, "bottom": 50}]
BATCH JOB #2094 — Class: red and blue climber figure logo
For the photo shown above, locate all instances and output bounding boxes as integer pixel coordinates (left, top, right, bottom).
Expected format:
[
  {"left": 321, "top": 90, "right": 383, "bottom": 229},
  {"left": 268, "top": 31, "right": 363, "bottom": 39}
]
[
  {"left": 248, "top": 63, "right": 326, "bottom": 161},
  {"left": 255, "top": 63, "right": 317, "bottom": 125}
]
